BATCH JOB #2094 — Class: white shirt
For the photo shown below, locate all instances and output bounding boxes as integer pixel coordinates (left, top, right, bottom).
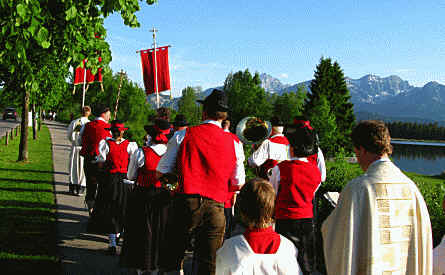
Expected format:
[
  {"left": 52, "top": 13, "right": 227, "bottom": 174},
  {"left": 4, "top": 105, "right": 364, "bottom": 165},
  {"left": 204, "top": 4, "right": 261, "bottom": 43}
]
[
  {"left": 433, "top": 235, "right": 445, "bottom": 275},
  {"left": 127, "top": 144, "right": 167, "bottom": 181},
  {"left": 97, "top": 137, "right": 138, "bottom": 163},
  {"left": 269, "top": 157, "right": 308, "bottom": 195},
  {"left": 216, "top": 234, "right": 303, "bottom": 275},
  {"left": 156, "top": 120, "right": 246, "bottom": 188},
  {"left": 248, "top": 134, "right": 290, "bottom": 167}
]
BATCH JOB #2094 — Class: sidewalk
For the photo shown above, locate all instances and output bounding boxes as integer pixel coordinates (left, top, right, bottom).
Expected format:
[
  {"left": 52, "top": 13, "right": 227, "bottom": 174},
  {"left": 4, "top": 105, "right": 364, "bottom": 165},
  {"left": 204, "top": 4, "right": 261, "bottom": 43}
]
[{"left": 47, "top": 121, "right": 132, "bottom": 275}]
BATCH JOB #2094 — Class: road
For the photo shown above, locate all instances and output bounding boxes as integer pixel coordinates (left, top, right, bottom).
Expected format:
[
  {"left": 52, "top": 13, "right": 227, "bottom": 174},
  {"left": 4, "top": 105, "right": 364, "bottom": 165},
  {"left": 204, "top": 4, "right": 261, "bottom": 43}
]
[{"left": 0, "top": 119, "right": 20, "bottom": 139}]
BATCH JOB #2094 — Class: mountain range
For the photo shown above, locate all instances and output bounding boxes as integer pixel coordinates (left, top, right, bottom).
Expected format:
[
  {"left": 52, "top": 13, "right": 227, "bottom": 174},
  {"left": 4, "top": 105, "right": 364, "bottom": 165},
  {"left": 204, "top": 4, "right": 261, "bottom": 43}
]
[{"left": 147, "top": 74, "right": 445, "bottom": 123}]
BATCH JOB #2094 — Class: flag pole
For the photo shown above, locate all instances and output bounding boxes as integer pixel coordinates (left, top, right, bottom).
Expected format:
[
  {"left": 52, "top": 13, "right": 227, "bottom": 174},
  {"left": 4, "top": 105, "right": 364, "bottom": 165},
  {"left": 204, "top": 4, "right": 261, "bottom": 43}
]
[
  {"left": 151, "top": 27, "right": 159, "bottom": 109},
  {"left": 82, "top": 61, "right": 87, "bottom": 108},
  {"left": 114, "top": 70, "right": 126, "bottom": 119}
]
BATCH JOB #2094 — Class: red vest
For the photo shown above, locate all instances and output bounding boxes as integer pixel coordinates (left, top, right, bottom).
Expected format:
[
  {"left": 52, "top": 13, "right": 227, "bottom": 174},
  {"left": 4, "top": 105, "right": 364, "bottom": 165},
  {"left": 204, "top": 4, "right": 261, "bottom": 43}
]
[
  {"left": 275, "top": 160, "right": 321, "bottom": 220},
  {"left": 307, "top": 153, "right": 318, "bottom": 166},
  {"left": 136, "top": 146, "right": 163, "bottom": 188},
  {"left": 177, "top": 123, "right": 236, "bottom": 203},
  {"left": 80, "top": 119, "right": 111, "bottom": 158},
  {"left": 225, "top": 131, "right": 241, "bottom": 208},
  {"left": 268, "top": 135, "right": 289, "bottom": 145},
  {"left": 106, "top": 139, "right": 130, "bottom": 174}
]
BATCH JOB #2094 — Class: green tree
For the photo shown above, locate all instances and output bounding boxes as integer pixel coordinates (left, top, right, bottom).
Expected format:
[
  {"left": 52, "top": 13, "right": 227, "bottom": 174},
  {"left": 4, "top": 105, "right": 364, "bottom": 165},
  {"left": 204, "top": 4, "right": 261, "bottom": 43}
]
[
  {"left": 177, "top": 86, "right": 203, "bottom": 126},
  {"left": 309, "top": 95, "right": 337, "bottom": 157},
  {"left": 0, "top": 0, "right": 156, "bottom": 161},
  {"left": 304, "top": 57, "right": 355, "bottom": 155},
  {"left": 223, "top": 69, "right": 273, "bottom": 126},
  {"left": 273, "top": 85, "right": 307, "bottom": 123}
]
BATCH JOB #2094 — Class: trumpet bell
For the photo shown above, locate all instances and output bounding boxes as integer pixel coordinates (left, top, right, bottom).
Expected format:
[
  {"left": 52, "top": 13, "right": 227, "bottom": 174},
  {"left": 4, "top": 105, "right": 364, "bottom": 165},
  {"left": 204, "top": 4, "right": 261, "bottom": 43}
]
[{"left": 236, "top": 116, "right": 272, "bottom": 145}]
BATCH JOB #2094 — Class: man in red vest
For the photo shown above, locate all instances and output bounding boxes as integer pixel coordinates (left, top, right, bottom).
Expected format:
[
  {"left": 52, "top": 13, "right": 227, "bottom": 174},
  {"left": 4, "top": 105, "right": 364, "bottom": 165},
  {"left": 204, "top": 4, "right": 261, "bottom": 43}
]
[
  {"left": 157, "top": 89, "right": 245, "bottom": 275},
  {"left": 79, "top": 104, "right": 112, "bottom": 214}
]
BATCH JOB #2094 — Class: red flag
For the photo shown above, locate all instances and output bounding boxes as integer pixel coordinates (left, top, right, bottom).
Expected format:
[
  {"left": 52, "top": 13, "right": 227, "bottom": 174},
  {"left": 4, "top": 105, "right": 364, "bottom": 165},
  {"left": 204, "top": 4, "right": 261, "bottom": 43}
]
[
  {"left": 74, "top": 58, "right": 103, "bottom": 85},
  {"left": 140, "top": 46, "right": 170, "bottom": 94}
]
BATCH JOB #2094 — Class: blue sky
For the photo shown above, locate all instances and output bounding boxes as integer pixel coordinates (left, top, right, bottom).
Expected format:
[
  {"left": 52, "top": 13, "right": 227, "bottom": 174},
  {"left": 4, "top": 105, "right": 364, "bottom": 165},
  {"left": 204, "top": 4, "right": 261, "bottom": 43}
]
[{"left": 104, "top": 0, "right": 445, "bottom": 97}]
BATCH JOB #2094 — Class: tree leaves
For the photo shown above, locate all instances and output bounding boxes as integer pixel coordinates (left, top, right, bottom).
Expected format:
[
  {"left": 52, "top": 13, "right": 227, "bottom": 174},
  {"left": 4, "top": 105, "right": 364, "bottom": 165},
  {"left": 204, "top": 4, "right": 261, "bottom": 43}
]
[
  {"left": 65, "top": 6, "right": 77, "bottom": 21},
  {"left": 17, "top": 4, "right": 28, "bottom": 20}
]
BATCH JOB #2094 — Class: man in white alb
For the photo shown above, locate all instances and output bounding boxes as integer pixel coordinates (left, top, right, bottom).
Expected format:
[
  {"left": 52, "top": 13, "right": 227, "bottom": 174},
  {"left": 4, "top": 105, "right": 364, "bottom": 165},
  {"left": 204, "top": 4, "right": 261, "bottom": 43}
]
[
  {"left": 322, "top": 120, "right": 433, "bottom": 275},
  {"left": 67, "top": 106, "right": 91, "bottom": 195}
]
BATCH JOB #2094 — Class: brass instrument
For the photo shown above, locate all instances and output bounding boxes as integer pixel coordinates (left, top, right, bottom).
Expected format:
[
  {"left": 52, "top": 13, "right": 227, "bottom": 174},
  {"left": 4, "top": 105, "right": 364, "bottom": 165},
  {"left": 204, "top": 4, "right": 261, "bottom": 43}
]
[
  {"left": 159, "top": 172, "right": 179, "bottom": 191},
  {"left": 236, "top": 116, "right": 272, "bottom": 145}
]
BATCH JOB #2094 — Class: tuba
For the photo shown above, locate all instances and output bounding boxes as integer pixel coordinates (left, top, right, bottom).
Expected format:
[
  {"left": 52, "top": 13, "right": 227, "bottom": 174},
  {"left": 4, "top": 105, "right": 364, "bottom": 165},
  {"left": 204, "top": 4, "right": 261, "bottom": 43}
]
[{"left": 236, "top": 116, "right": 272, "bottom": 145}]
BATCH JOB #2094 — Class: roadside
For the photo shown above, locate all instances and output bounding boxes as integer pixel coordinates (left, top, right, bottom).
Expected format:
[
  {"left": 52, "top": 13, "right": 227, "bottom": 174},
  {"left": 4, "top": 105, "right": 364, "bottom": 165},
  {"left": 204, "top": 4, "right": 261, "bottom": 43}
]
[{"left": 0, "top": 125, "right": 59, "bottom": 275}]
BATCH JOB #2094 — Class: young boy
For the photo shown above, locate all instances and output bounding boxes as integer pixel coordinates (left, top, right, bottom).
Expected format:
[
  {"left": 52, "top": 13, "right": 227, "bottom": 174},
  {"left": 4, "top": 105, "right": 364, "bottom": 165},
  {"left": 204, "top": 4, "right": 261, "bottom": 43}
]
[
  {"left": 269, "top": 125, "right": 321, "bottom": 275},
  {"left": 216, "top": 178, "right": 302, "bottom": 275}
]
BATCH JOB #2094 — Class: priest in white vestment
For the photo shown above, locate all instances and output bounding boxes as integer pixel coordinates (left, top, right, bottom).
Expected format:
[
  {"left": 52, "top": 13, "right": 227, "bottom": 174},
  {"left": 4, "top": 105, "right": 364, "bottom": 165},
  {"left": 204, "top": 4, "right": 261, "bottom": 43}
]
[
  {"left": 433, "top": 195, "right": 444, "bottom": 275},
  {"left": 322, "top": 120, "right": 433, "bottom": 275},
  {"left": 67, "top": 106, "right": 91, "bottom": 195}
]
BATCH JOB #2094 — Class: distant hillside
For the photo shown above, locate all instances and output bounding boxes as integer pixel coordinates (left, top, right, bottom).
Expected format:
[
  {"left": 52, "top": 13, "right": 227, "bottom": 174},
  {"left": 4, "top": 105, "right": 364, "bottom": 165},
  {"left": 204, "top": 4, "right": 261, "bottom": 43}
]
[{"left": 146, "top": 73, "right": 445, "bottom": 124}]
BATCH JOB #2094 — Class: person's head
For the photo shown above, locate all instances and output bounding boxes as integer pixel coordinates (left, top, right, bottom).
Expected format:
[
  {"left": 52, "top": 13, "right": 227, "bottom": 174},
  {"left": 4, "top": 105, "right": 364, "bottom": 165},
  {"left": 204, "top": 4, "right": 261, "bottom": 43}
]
[
  {"left": 145, "top": 119, "right": 170, "bottom": 144},
  {"left": 222, "top": 119, "right": 230, "bottom": 131},
  {"left": 156, "top": 107, "right": 171, "bottom": 121},
  {"left": 286, "top": 125, "right": 317, "bottom": 158},
  {"left": 82, "top": 106, "right": 91, "bottom": 117},
  {"left": 173, "top": 114, "right": 189, "bottom": 131},
  {"left": 94, "top": 104, "right": 111, "bottom": 122},
  {"left": 197, "top": 89, "right": 228, "bottom": 121},
  {"left": 270, "top": 116, "right": 284, "bottom": 135},
  {"left": 351, "top": 120, "right": 392, "bottom": 171},
  {"left": 237, "top": 178, "right": 276, "bottom": 229},
  {"left": 106, "top": 120, "right": 128, "bottom": 139}
]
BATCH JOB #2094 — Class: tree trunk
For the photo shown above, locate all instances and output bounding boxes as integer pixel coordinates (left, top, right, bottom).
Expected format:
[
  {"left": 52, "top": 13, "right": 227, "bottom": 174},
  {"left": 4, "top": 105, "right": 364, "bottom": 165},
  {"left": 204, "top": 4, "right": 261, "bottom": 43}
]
[
  {"left": 32, "top": 104, "right": 37, "bottom": 140},
  {"left": 38, "top": 107, "right": 42, "bottom": 131},
  {"left": 18, "top": 90, "right": 30, "bottom": 161}
]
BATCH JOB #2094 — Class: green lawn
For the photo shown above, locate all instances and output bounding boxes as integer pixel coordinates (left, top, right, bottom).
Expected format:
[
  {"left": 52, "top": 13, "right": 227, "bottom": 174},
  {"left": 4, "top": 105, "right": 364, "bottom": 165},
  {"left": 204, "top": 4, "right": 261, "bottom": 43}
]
[{"left": 0, "top": 126, "right": 60, "bottom": 274}]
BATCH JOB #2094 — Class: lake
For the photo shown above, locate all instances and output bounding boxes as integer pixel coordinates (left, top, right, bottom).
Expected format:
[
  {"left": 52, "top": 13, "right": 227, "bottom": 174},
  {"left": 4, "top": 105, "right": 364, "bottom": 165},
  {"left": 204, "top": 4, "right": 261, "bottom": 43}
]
[{"left": 391, "top": 140, "right": 445, "bottom": 175}]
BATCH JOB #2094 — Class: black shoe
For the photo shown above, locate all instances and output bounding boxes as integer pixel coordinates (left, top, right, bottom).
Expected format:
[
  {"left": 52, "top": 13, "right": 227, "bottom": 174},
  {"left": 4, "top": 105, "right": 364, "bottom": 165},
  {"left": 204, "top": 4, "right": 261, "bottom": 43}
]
[
  {"left": 106, "top": 246, "right": 117, "bottom": 256},
  {"left": 68, "top": 184, "right": 74, "bottom": 194},
  {"left": 77, "top": 186, "right": 86, "bottom": 196}
]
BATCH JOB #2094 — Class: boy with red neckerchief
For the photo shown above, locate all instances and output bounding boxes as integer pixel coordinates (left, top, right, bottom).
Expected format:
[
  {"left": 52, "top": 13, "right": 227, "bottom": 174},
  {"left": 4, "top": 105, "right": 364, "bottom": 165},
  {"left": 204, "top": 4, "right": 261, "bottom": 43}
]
[{"left": 269, "top": 124, "right": 321, "bottom": 275}]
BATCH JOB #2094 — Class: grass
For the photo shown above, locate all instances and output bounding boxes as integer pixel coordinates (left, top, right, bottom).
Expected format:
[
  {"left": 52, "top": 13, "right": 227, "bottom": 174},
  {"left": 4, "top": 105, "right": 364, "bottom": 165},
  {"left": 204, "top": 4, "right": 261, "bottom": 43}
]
[{"left": 0, "top": 126, "right": 60, "bottom": 274}]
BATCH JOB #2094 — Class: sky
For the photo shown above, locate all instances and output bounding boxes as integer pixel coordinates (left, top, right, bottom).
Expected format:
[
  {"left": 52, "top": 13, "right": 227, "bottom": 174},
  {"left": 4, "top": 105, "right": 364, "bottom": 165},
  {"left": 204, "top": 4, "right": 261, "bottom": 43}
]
[{"left": 104, "top": 0, "right": 445, "bottom": 97}]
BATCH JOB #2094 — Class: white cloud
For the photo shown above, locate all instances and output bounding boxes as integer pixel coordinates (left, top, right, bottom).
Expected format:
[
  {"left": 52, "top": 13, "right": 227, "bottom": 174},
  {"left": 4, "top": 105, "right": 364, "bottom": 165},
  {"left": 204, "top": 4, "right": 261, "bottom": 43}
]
[{"left": 279, "top": 73, "right": 289, "bottom": 79}]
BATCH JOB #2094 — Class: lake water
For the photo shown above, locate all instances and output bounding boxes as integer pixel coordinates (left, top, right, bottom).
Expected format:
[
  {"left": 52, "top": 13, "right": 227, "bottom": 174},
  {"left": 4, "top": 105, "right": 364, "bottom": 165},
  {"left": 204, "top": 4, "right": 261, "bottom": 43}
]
[{"left": 391, "top": 140, "right": 445, "bottom": 175}]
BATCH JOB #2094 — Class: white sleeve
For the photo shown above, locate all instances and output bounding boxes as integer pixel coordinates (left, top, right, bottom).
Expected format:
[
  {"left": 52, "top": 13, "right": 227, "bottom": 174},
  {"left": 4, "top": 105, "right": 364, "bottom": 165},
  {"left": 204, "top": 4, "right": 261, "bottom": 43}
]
[
  {"left": 269, "top": 165, "right": 280, "bottom": 195},
  {"left": 248, "top": 139, "right": 269, "bottom": 167},
  {"left": 156, "top": 130, "right": 185, "bottom": 174},
  {"left": 229, "top": 141, "right": 246, "bottom": 190},
  {"left": 127, "top": 142, "right": 139, "bottom": 156},
  {"left": 317, "top": 148, "right": 326, "bottom": 182},
  {"left": 127, "top": 148, "right": 145, "bottom": 180},
  {"left": 67, "top": 120, "right": 76, "bottom": 143},
  {"left": 97, "top": 139, "right": 109, "bottom": 163}
]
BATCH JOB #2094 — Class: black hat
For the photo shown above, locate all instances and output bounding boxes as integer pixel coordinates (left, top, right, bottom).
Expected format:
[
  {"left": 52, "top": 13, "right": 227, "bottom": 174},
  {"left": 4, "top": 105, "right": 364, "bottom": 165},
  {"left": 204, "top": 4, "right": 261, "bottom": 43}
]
[
  {"left": 172, "top": 114, "right": 190, "bottom": 127},
  {"left": 105, "top": 120, "right": 129, "bottom": 131},
  {"left": 93, "top": 104, "right": 110, "bottom": 117},
  {"left": 144, "top": 118, "right": 171, "bottom": 133},
  {"left": 196, "top": 89, "right": 229, "bottom": 111},
  {"left": 270, "top": 116, "right": 284, "bottom": 126}
]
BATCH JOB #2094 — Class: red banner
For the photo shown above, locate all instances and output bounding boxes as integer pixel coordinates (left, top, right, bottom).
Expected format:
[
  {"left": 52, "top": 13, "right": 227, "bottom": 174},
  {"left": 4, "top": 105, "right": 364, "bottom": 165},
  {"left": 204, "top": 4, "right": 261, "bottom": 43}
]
[
  {"left": 74, "top": 58, "right": 103, "bottom": 85},
  {"left": 140, "top": 46, "right": 170, "bottom": 94}
]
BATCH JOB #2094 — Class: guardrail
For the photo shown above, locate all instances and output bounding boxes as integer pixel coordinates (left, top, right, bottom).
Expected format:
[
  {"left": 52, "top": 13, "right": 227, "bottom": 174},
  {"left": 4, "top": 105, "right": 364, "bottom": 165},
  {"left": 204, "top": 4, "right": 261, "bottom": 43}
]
[{"left": 1, "top": 124, "right": 21, "bottom": 146}]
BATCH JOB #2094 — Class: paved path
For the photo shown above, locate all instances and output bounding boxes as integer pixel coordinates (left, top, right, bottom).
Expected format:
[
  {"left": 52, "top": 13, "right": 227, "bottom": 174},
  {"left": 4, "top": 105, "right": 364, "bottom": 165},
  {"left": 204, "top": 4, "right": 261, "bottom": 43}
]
[
  {"left": 0, "top": 119, "right": 20, "bottom": 138},
  {"left": 47, "top": 121, "right": 133, "bottom": 275}
]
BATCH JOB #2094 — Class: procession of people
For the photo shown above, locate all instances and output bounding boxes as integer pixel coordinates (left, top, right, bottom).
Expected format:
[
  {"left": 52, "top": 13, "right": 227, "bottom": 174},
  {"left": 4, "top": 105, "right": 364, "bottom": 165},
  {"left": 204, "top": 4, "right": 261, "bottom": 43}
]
[{"left": 68, "top": 89, "right": 442, "bottom": 275}]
